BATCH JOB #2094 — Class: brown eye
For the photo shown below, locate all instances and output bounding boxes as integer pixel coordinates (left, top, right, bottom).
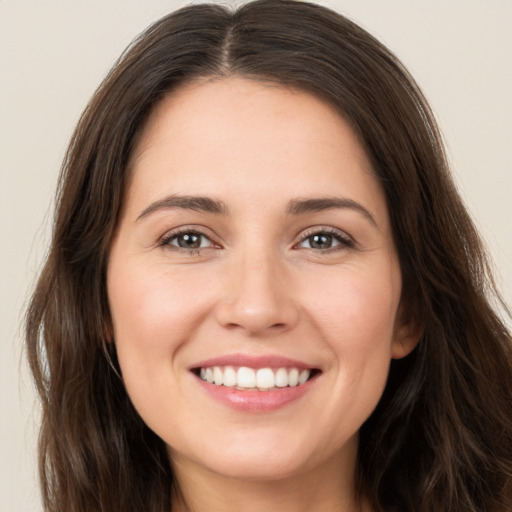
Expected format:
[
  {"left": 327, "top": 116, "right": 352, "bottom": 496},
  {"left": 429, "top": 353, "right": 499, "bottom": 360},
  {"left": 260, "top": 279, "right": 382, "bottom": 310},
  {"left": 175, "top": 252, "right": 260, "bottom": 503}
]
[
  {"left": 297, "top": 230, "right": 353, "bottom": 251},
  {"left": 165, "top": 231, "right": 213, "bottom": 250},
  {"left": 307, "top": 234, "right": 336, "bottom": 249}
]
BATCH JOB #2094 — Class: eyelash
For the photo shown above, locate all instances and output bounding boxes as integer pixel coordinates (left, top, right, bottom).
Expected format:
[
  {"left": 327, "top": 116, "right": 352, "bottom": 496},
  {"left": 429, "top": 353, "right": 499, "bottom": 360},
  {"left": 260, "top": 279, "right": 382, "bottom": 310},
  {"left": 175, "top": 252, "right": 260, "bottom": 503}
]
[
  {"left": 158, "top": 228, "right": 217, "bottom": 253},
  {"left": 294, "top": 227, "right": 355, "bottom": 252},
  {"left": 158, "top": 226, "right": 355, "bottom": 254}
]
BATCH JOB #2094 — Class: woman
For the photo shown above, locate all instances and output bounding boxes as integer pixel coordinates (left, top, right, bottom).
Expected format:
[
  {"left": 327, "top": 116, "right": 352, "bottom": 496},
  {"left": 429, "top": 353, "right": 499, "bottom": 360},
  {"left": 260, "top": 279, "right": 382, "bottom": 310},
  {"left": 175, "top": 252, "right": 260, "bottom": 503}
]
[{"left": 25, "top": 1, "right": 512, "bottom": 511}]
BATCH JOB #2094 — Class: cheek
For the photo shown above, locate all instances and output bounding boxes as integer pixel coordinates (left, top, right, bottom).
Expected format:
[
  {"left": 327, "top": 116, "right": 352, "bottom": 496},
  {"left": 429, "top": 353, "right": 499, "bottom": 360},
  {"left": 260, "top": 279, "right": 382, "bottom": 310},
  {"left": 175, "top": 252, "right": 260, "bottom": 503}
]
[
  {"left": 304, "top": 261, "right": 401, "bottom": 351},
  {"left": 109, "top": 262, "right": 211, "bottom": 351},
  {"left": 107, "top": 262, "right": 210, "bottom": 432},
  {"left": 107, "top": 262, "right": 213, "bottom": 409},
  {"left": 321, "top": 288, "right": 396, "bottom": 397},
  {"left": 301, "top": 262, "right": 400, "bottom": 422}
]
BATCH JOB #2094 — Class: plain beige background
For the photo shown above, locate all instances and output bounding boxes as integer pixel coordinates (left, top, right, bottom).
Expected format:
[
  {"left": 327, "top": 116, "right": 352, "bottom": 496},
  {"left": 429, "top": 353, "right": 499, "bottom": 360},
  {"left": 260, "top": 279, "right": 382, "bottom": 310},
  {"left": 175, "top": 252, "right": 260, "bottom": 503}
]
[{"left": 1, "top": 1, "right": 511, "bottom": 511}]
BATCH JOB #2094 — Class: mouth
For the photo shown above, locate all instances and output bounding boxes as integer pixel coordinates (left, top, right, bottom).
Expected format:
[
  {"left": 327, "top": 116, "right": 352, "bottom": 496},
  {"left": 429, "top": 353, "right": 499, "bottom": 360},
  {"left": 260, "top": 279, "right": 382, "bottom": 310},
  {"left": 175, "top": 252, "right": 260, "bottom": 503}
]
[
  {"left": 190, "top": 355, "right": 322, "bottom": 411},
  {"left": 193, "top": 365, "right": 321, "bottom": 391}
]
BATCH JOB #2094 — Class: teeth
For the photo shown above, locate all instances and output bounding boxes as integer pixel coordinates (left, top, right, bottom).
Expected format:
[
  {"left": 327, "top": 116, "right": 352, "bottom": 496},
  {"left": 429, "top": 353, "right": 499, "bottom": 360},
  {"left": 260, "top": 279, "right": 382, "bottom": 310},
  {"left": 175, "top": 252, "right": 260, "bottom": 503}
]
[
  {"left": 237, "top": 367, "right": 256, "bottom": 388},
  {"left": 223, "top": 366, "right": 237, "bottom": 387},
  {"left": 288, "top": 368, "right": 299, "bottom": 386},
  {"left": 256, "top": 368, "right": 274, "bottom": 389},
  {"left": 213, "top": 366, "right": 223, "bottom": 386},
  {"left": 298, "top": 369, "right": 310, "bottom": 385},
  {"left": 275, "top": 368, "right": 288, "bottom": 387},
  {"left": 198, "top": 366, "right": 312, "bottom": 390}
]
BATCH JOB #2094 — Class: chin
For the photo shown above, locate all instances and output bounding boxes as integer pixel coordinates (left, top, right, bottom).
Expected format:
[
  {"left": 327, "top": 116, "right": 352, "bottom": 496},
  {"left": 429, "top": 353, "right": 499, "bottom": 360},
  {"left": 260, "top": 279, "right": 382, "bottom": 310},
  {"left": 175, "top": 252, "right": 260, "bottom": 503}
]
[
  {"left": 206, "top": 453, "right": 312, "bottom": 482},
  {"left": 168, "top": 433, "right": 319, "bottom": 482}
]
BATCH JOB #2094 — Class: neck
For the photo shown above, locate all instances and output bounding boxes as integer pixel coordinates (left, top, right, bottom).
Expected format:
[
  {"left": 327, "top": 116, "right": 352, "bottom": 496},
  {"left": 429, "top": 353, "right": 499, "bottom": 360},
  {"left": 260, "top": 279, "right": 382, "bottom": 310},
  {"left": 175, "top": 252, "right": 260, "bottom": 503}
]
[{"left": 170, "top": 443, "right": 370, "bottom": 512}]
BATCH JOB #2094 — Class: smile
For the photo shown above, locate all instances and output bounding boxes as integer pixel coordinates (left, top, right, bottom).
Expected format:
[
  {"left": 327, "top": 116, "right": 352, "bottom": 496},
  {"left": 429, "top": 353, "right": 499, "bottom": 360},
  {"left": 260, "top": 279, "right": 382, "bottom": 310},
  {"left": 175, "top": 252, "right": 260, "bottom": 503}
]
[
  {"left": 191, "top": 355, "right": 321, "bottom": 412},
  {"left": 198, "top": 366, "right": 312, "bottom": 391}
]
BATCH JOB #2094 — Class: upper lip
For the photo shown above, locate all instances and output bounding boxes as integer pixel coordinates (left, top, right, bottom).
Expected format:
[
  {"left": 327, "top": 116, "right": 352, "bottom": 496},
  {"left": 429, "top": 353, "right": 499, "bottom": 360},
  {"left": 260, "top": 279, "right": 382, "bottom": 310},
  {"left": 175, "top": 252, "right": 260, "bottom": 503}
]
[{"left": 190, "top": 354, "right": 317, "bottom": 370}]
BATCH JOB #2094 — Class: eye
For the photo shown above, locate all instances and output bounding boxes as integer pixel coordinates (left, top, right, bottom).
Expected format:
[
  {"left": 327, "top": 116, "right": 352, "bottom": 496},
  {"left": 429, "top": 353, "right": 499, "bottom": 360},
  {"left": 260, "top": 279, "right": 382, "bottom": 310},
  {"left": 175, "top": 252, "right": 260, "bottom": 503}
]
[
  {"left": 296, "top": 229, "right": 354, "bottom": 251},
  {"left": 160, "top": 230, "right": 215, "bottom": 251}
]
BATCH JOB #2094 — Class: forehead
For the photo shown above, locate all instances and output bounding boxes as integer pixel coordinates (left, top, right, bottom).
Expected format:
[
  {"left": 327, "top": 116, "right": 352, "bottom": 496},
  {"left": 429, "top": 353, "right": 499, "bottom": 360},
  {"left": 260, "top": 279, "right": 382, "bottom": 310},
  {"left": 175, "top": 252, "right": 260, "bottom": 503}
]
[
  {"left": 131, "top": 76, "right": 369, "bottom": 167},
  {"left": 125, "top": 77, "right": 386, "bottom": 222}
]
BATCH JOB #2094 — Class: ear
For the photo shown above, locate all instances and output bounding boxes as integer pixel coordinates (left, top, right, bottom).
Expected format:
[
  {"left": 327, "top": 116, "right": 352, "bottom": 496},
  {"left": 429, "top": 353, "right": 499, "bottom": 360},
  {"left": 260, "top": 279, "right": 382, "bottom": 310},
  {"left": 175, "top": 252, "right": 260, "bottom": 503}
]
[{"left": 391, "top": 304, "right": 423, "bottom": 359}]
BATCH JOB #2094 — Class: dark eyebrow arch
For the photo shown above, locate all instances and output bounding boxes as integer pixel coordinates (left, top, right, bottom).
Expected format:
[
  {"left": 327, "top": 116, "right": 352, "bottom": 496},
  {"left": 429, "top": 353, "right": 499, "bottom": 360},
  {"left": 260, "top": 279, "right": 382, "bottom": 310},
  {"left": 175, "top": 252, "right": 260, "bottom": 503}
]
[
  {"left": 136, "top": 195, "right": 228, "bottom": 221},
  {"left": 287, "top": 197, "right": 378, "bottom": 228}
]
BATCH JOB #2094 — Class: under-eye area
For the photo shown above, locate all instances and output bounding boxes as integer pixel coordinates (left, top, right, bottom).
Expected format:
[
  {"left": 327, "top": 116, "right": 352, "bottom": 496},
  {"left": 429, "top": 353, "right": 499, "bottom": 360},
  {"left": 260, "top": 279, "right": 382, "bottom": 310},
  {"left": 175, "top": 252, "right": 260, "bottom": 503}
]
[{"left": 192, "top": 366, "right": 322, "bottom": 391}]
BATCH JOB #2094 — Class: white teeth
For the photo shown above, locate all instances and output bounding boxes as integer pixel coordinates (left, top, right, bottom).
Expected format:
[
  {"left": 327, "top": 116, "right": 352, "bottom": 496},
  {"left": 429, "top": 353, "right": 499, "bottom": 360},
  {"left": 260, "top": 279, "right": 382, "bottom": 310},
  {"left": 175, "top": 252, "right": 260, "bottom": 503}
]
[
  {"left": 288, "top": 368, "right": 299, "bottom": 387},
  {"left": 198, "top": 365, "right": 313, "bottom": 390},
  {"left": 237, "top": 367, "right": 256, "bottom": 388},
  {"left": 256, "top": 368, "right": 275, "bottom": 389},
  {"left": 213, "top": 366, "right": 223, "bottom": 385},
  {"left": 275, "top": 368, "right": 288, "bottom": 387},
  {"left": 223, "top": 366, "right": 237, "bottom": 387},
  {"left": 298, "top": 369, "right": 310, "bottom": 385}
]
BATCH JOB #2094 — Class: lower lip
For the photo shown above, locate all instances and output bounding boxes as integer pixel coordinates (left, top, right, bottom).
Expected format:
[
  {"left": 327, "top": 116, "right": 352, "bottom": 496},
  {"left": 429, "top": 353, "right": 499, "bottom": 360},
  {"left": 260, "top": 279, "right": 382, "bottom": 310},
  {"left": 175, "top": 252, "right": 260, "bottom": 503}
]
[{"left": 195, "top": 375, "right": 317, "bottom": 412}]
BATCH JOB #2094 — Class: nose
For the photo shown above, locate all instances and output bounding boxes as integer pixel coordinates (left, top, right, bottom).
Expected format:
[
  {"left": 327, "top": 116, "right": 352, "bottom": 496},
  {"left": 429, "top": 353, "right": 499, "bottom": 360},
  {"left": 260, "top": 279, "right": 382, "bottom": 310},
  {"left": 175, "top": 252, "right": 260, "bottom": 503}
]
[{"left": 215, "top": 250, "right": 299, "bottom": 336}]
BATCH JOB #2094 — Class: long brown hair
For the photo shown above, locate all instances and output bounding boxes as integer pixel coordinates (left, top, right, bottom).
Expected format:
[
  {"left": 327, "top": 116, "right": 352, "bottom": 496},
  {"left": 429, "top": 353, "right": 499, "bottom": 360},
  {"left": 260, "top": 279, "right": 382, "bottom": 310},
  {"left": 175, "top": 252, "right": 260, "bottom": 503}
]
[{"left": 25, "top": 1, "right": 512, "bottom": 511}]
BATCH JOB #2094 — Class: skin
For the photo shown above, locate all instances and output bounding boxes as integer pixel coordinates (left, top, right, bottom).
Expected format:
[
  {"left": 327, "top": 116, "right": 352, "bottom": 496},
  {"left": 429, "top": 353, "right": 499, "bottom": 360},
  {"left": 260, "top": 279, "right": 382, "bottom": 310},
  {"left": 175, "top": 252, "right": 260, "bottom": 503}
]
[{"left": 107, "top": 77, "right": 419, "bottom": 512}]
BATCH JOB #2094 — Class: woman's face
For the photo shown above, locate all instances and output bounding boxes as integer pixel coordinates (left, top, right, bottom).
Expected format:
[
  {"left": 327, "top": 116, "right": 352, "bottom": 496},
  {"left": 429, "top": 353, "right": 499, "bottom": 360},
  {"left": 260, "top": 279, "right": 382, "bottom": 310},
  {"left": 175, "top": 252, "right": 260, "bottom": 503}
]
[{"left": 107, "top": 77, "right": 417, "bottom": 483}]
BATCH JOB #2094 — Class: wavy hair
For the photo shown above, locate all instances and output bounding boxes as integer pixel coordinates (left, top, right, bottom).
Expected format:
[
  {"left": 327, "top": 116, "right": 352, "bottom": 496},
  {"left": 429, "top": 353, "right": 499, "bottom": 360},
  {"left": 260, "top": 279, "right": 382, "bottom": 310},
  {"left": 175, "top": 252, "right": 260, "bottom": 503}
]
[{"left": 25, "top": 1, "right": 512, "bottom": 510}]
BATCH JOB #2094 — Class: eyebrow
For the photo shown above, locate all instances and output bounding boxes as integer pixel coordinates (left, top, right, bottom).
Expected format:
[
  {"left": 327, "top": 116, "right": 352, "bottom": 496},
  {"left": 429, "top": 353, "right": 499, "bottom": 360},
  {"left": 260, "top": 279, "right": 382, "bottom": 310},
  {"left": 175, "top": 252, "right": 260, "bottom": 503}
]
[
  {"left": 136, "top": 195, "right": 228, "bottom": 221},
  {"left": 136, "top": 194, "right": 377, "bottom": 228},
  {"left": 286, "top": 197, "right": 378, "bottom": 227}
]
